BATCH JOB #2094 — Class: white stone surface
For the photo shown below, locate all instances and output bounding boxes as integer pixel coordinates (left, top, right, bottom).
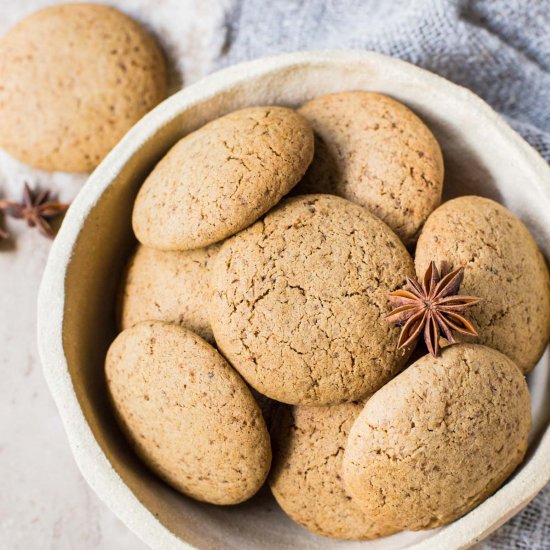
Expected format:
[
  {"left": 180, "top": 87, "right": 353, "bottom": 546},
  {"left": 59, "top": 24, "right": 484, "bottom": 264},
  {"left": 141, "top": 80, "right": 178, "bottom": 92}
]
[{"left": 0, "top": 221, "right": 148, "bottom": 550}]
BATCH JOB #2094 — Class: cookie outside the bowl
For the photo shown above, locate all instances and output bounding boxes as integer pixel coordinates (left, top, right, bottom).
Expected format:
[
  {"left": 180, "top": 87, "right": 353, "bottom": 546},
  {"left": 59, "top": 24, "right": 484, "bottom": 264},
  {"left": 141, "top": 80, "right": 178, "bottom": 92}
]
[
  {"left": 415, "top": 195, "right": 550, "bottom": 373},
  {"left": 295, "top": 91, "right": 444, "bottom": 246},
  {"left": 270, "top": 401, "right": 398, "bottom": 540},
  {"left": 132, "top": 106, "right": 314, "bottom": 250},
  {"left": 343, "top": 343, "right": 531, "bottom": 531},
  {"left": 105, "top": 321, "right": 272, "bottom": 505},
  {"left": 0, "top": 3, "right": 167, "bottom": 172},
  {"left": 117, "top": 243, "right": 220, "bottom": 342},
  {"left": 210, "top": 194, "right": 415, "bottom": 405}
]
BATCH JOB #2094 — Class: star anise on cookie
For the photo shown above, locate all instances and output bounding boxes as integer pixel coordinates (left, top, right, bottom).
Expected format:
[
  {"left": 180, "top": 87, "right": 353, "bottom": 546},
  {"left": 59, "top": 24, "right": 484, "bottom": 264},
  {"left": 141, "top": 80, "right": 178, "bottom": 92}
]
[
  {"left": 386, "top": 261, "right": 481, "bottom": 357},
  {"left": 0, "top": 183, "right": 69, "bottom": 239}
]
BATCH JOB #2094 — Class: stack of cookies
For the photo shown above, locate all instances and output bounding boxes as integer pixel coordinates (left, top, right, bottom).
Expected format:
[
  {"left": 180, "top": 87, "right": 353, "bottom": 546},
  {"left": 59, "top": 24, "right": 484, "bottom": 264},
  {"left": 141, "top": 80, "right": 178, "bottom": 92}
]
[{"left": 107, "top": 92, "right": 550, "bottom": 540}]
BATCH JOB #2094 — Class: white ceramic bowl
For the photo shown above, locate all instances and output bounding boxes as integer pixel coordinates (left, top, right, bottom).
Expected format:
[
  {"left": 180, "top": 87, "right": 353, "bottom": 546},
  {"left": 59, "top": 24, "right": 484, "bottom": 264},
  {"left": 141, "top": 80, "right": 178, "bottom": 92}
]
[{"left": 37, "top": 51, "right": 550, "bottom": 550}]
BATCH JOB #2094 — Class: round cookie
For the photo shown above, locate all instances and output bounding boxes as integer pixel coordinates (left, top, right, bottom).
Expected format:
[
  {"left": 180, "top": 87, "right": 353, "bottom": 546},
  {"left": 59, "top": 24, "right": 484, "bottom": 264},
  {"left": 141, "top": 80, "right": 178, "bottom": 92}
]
[
  {"left": 105, "top": 321, "right": 272, "bottom": 505},
  {"left": 270, "top": 401, "right": 398, "bottom": 540},
  {"left": 118, "top": 243, "right": 220, "bottom": 342},
  {"left": 415, "top": 195, "right": 550, "bottom": 373},
  {"left": 132, "top": 106, "right": 314, "bottom": 250},
  {"left": 295, "top": 91, "right": 444, "bottom": 245},
  {"left": 0, "top": 4, "right": 167, "bottom": 172},
  {"left": 210, "top": 194, "right": 415, "bottom": 405},
  {"left": 343, "top": 344, "right": 531, "bottom": 531}
]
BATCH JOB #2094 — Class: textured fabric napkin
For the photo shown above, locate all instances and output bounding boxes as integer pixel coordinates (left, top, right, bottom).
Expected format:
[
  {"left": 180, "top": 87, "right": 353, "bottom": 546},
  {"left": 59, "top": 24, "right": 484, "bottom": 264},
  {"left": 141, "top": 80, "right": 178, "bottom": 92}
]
[
  {"left": 219, "top": 0, "right": 550, "bottom": 165},
  {"left": 218, "top": 1, "right": 550, "bottom": 548}
]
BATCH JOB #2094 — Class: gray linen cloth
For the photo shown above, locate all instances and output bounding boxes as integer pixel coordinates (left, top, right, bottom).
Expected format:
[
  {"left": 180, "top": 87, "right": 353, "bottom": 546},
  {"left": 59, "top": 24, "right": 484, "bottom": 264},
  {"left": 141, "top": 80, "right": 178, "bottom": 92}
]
[{"left": 216, "top": 1, "right": 550, "bottom": 548}]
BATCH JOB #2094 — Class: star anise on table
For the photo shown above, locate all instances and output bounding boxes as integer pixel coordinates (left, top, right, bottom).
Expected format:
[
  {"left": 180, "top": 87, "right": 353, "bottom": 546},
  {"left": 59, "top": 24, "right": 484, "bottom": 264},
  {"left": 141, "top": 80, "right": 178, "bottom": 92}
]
[
  {"left": 386, "top": 261, "right": 481, "bottom": 357},
  {"left": 0, "top": 183, "right": 69, "bottom": 239}
]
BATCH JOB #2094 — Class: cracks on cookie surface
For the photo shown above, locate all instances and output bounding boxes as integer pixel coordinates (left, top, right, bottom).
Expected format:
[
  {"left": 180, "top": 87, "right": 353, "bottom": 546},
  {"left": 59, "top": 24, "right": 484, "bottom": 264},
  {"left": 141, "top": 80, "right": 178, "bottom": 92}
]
[
  {"left": 210, "top": 195, "right": 414, "bottom": 404},
  {"left": 134, "top": 106, "right": 314, "bottom": 247}
]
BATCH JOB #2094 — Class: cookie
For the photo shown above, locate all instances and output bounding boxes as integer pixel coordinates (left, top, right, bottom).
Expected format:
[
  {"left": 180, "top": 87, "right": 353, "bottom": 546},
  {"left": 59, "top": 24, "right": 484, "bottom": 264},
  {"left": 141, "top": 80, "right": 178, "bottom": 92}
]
[
  {"left": 105, "top": 321, "right": 272, "bottom": 505},
  {"left": 132, "top": 106, "right": 314, "bottom": 250},
  {"left": 210, "top": 194, "right": 415, "bottom": 405},
  {"left": 295, "top": 91, "right": 444, "bottom": 245},
  {"left": 415, "top": 196, "right": 550, "bottom": 373},
  {"left": 0, "top": 4, "right": 167, "bottom": 172},
  {"left": 117, "top": 243, "right": 220, "bottom": 342},
  {"left": 343, "top": 344, "right": 531, "bottom": 531},
  {"left": 270, "top": 401, "right": 398, "bottom": 540}
]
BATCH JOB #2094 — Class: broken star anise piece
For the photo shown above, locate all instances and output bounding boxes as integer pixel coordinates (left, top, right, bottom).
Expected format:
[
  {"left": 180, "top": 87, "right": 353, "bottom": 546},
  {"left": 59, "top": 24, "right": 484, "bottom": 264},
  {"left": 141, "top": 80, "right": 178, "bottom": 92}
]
[
  {"left": 0, "top": 183, "right": 69, "bottom": 239},
  {"left": 386, "top": 261, "right": 481, "bottom": 357}
]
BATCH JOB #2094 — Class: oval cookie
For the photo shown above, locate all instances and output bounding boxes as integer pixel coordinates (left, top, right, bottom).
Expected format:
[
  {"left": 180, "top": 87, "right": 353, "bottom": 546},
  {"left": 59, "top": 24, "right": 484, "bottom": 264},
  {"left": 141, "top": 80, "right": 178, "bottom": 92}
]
[
  {"left": 210, "top": 194, "right": 415, "bottom": 405},
  {"left": 132, "top": 106, "right": 314, "bottom": 250},
  {"left": 118, "top": 243, "right": 220, "bottom": 342},
  {"left": 0, "top": 4, "right": 167, "bottom": 172},
  {"left": 105, "top": 322, "right": 272, "bottom": 505},
  {"left": 343, "top": 344, "right": 531, "bottom": 530},
  {"left": 270, "top": 402, "right": 397, "bottom": 540},
  {"left": 295, "top": 91, "right": 444, "bottom": 245},
  {"left": 415, "top": 195, "right": 550, "bottom": 373}
]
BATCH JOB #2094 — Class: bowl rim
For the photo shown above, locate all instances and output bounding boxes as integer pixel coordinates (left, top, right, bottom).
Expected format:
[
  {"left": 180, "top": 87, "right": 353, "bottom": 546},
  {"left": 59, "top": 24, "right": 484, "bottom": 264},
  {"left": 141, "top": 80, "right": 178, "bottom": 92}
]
[{"left": 37, "top": 49, "right": 550, "bottom": 550}]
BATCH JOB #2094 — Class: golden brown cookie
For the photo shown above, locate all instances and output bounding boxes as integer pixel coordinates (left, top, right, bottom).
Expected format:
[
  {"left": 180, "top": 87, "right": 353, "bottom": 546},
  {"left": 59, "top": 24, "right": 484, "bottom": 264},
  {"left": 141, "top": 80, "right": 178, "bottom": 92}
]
[
  {"left": 295, "top": 91, "right": 444, "bottom": 245},
  {"left": 0, "top": 4, "right": 167, "bottom": 172},
  {"left": 105, "top": 321, "right": 272, "bottom": 505},
  {"left": 132, "top": 106, "right": 314, "bottom": 250},
  {"left": 117, "top": 243, "right": 220, "bottom": 342},
  {"left": 343, "top": 344, "right": 531, "bottom": 531},
  {"left": 415, "top": 196, "right": 550, "bottom": 373},
  {"left": 270, "top": 401, "right": 398, "bottom": 540},
  {"left": 210, "top": 194, "right": 415, "bottom": 405}
]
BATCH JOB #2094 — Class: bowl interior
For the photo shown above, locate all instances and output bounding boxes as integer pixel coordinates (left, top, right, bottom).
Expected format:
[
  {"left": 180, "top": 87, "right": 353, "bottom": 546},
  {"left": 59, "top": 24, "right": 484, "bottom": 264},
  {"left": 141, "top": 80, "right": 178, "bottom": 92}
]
[{"left": 52, "top": 53, "right": 550, "bottom": 550}]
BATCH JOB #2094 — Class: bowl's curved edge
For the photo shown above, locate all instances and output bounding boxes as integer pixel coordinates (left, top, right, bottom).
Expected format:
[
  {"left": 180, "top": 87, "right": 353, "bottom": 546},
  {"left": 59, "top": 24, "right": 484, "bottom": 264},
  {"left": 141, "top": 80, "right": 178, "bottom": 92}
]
[{"left": 37, "top": 49, "right": 550, "bottom": 550}]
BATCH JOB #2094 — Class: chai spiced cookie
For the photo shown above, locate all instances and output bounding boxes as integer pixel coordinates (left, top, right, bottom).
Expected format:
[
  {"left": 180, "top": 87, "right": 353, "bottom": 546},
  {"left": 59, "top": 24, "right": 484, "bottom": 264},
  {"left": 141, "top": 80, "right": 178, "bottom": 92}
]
[
  {"left": 0, "top": 4, "right": 167, "bottom": 172},
  {"left": 343, "top": 344, "right": 531, "bottom": 531},
  {"left": 295, "top": 91, "right": 444, "bottom": 245},
  {"left": 118, "top": 243, "right": 220, "bottom": 342},
  {"left": 105, "top": 321, "right": 272, "bottom": 505},
  {"left": 132, "top": 106, "right": 314, "bottom": 250},
  {"left": 270, "top": 401, "right": 398, "bottom": 540},
  {"left": 210, "top": 194, "right": 415, "bottom": 405},
  {"left": 415, "top": 196, "right": 550, "bottom": 373}
]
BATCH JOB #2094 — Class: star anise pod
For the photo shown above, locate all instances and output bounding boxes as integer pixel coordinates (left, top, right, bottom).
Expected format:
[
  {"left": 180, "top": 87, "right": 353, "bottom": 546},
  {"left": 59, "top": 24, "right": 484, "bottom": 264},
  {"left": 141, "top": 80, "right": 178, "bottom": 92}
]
[
  {"left": 0, "top": 183, "right": 69, "bottom": 239},
  {"left": 386, "top": 261, "right": 481, "bottom": 357}
]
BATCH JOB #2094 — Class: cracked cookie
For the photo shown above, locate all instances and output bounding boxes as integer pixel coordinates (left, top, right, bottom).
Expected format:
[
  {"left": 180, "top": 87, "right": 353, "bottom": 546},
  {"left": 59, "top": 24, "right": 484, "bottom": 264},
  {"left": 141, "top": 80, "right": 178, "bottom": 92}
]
[
  {"left": 132, "top": 106, "right": 314, "bottom": 250},
  {"left": 270, "top": 401, "right": 398, "bottom": 540},
  {"left": 294, "top": 91, "right": 444, "bottom": 246},
  {"left": 343, "top": 343, "right": 531, "bottom": 531},
  {"left": 105, "top": 321, "right": 272, "bottom": 505},
  {"left": 117, "top": 243, "right": 220, "bottom": 342},
  {"left": 0, "top": 4, "right": 167, "bottom": 172},
  {"left": 210, "top": 194, "right": 415, "bottom": 405},
  {"left": 415, "top": 196, "right": 550, "bottom": 373}
]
